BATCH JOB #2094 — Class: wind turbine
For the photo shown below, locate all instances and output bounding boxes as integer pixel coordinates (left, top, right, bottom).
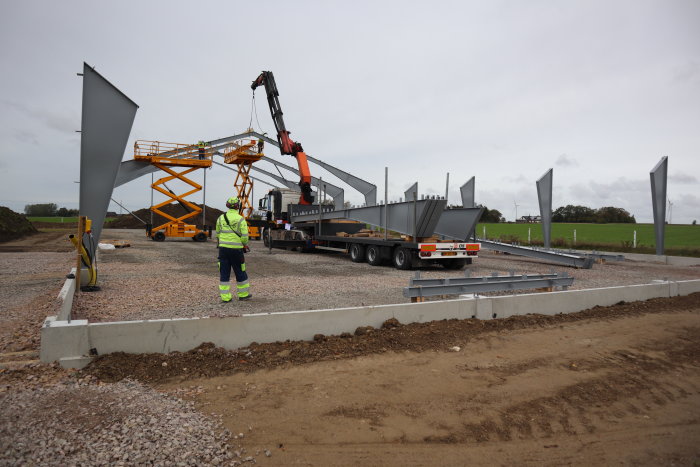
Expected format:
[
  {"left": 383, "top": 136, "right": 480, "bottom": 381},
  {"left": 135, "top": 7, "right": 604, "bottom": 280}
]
[
  {"left": 668, "top": 199, "right": 673, "bottom": 224},
  {"left": 514, "top": 201, "right": 520, "bottom": 222}
]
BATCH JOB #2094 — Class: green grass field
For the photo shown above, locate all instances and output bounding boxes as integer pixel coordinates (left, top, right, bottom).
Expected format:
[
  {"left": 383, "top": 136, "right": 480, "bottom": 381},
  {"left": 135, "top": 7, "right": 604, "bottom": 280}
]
[{"left": 476, "top": 223, "right": 700, "bottom": 250}]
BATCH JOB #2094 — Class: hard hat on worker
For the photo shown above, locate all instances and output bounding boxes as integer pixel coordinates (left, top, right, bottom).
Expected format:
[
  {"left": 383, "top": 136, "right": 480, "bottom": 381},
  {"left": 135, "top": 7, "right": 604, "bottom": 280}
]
[{"left": 226, "top": 196, "right": 240, "bottom": 208}]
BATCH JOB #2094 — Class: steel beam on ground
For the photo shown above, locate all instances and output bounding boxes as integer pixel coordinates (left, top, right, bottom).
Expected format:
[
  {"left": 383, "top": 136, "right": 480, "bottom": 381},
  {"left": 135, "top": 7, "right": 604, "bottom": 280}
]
[
  {"left": 292, "top": 199, "right": 447, "bottom": 238},
  {"left": 403, "top": 274, "right": 574, "bottom": 298},
  {"left": 479, "top": 238, "right": 594, "bottom": 269},
  {"left": 552, "top": 249, "right": 625, "bottom": 261},
  {"left": 409, "top": 272, "right": 561, "bottom": 287}
]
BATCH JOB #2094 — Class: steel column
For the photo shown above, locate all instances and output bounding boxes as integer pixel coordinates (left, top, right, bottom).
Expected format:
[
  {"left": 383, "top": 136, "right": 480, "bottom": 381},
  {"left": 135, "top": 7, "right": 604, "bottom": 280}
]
[
  {"left": 536, "top": 168, "right": 553, "bottom": 249},
  {"left": 650, "top": 156, "right": 668, "bottom": 256}
]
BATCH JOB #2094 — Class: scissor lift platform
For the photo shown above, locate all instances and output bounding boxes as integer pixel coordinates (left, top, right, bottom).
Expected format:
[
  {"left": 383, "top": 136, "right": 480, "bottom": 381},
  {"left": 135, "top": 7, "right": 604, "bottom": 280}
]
[{"left": 134, "top": 140, "right": 213, "bottom": 242}]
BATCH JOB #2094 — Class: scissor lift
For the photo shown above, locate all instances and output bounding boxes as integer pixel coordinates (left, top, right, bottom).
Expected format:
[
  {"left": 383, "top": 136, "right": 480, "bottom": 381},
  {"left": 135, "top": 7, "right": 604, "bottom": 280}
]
[
  {"left": 223, "top": 139, "right": 264, "bottom": 240},
  {"left": 134, "top": 140, "right": 213, "bottom": 242}
]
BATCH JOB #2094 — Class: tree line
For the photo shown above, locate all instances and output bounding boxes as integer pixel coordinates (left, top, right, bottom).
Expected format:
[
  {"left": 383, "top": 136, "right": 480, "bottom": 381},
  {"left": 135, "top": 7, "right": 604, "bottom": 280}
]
[
  {"left": 24, "top": 203, "right": 78, "bottom": 217},
  {"left": 475, "top": 204, "right": 635, "bottom": 223},
  {"left": 552, "top": 205, "right": 635, "bottom": 223}
]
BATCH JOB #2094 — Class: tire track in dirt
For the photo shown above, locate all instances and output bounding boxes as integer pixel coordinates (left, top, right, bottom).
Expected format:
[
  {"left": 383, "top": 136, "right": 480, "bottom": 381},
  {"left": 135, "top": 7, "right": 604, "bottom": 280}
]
[{"left": 428, "top": 332, "right": 699, "bottom": 444}]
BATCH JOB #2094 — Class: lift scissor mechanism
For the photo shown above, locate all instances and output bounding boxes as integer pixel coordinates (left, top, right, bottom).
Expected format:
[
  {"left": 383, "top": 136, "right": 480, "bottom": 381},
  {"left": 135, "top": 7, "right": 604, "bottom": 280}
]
[
  {"left": 222, "top": 138, "right": 264, "bottom": 239},
  {"left": 134, "top": 140, "right": 213, "bottom": 242}
]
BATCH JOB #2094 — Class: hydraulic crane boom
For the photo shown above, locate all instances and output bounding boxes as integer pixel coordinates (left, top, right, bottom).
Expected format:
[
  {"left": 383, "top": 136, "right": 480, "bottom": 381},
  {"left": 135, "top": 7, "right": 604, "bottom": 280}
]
[{"left": 251, "top": 71, "right": 314, "bottom": 205}]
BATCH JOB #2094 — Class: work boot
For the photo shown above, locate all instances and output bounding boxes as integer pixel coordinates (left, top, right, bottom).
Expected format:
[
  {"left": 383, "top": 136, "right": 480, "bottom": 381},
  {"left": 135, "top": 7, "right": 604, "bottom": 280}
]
[{"left": 239, "top": 294, "right": 253, "bottom": 301}]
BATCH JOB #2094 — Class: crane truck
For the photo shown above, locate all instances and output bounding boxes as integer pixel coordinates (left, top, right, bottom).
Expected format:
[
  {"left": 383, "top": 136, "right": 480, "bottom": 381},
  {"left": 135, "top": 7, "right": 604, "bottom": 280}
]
[{"left": 251, "top": 71, "right": 481, "bottom": 270}]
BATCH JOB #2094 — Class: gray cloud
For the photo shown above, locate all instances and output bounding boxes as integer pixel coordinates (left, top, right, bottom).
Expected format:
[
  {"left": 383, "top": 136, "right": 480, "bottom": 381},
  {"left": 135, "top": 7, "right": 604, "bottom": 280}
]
[
  {"left": 669, "top": 173, "right": 698, "bottom": 184},
  {"left": 674, "top": 61, "right": 700, "bottom": 84},
  {"left": 1, "top": 100, "right": 77, "bottom": 134},
  {"left": 555, "top": 153, "right": 578, "bottom": 167},
  {"left": 13, "top": 129, "right": 39, "bottom": 145}
]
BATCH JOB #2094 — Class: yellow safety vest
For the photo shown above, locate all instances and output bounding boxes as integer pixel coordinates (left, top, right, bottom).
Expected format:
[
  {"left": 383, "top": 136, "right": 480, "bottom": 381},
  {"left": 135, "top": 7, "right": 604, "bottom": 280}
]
[{"left": 216, "top": 210, "right": 249, "bottom": 249}]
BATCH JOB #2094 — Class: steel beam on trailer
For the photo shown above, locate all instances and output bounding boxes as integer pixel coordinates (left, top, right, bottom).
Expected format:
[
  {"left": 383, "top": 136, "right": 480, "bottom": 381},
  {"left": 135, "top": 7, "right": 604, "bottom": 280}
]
[
  {"left": 292, "top": 199, "right": 447, "bottom": 238},
  {"left": 404, "top": 182, "right": 418, "bottom": 203},
  {"left": 403, "top": 274, "right": 574, "bottom": 298},
  {"left": 478, "top": 238, "right": 594, "bottom": 269},
  {"left": 433, "top": 207, "right": 484, "bottom": 241}
]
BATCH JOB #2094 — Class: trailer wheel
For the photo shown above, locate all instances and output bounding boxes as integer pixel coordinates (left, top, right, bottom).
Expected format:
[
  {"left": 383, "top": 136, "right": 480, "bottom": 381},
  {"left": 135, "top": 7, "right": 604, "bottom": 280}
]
[
  {"left": 153, "top": 231, "right": 166, "bottom": 242},
  {"left": 366, "top": 245, "right": 382, "bottom": 266},
  {"left": 392, "top": 247, "right": 412, "bottom": 270},
  {"left": 350, "top": 243, "right": 366, "bottom": 263},
  {"left": 193, "top": 232, "right": 207, "bottom": 242}
]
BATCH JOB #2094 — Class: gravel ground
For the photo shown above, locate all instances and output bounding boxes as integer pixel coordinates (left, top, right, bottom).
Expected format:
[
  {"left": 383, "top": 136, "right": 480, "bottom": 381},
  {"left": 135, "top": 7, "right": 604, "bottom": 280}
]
[
  {"left": 0, "top": 375, "right": 243, "bottom": 466},
  {"left": 70, "top": 229, "right": 700, "bottom": 322},
  {"left": 0, "top": 251, "right": 72, "bottom": 352}
]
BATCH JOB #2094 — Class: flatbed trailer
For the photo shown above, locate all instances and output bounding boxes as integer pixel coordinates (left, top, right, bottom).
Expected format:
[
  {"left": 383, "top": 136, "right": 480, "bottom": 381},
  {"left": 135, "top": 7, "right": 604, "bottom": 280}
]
[
  {"left": 314, "top": 235, "right": 480, "bottom": 270},
  {"left": 262, "top": 221, "right": 480, "bottom": 270}
]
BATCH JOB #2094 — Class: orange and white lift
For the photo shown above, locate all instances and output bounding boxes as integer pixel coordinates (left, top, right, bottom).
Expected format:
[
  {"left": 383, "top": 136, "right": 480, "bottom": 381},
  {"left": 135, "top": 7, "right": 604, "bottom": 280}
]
[
  {"left": 133, "top": 140, "right": 213, "bottom": 242},
  {"left": 222, "top": 138, "right": 264, "bottom": 240}
]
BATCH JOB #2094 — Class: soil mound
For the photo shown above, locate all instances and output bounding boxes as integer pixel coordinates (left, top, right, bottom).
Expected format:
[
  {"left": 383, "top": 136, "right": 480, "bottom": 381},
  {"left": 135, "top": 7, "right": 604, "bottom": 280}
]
[
  {"left": 108, "top": 204, "right": 225, "bottom": 229},
  {"left": 83, "top": 293, "right": 700, "bottom": 384},
  {"left": 0, "top": 206, "right": 38, "bottom": 243}
]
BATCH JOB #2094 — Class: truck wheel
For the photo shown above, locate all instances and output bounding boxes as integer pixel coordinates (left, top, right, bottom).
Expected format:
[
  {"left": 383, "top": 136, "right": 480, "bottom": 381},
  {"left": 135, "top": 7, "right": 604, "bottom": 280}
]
[
  {"left": 443, "top": 258, "right": 467, "bottom": 270},
  {"left": 366, "top": 245, "right": 382, "bottom": 266},
  {"left": 193, "top": 232, "right": 207, "bottom": 242},
  {"left": 392, "top": 247, "right": 412, "bottom": 270},
  {"left": 263, "top": 228, "right": 270, "bottom": 247},
  {"left": 350, "top": 243, "right": 366, "bottom": 263},
  {"left": 153, "top": 231, "right": 166, "bottom": 242}
]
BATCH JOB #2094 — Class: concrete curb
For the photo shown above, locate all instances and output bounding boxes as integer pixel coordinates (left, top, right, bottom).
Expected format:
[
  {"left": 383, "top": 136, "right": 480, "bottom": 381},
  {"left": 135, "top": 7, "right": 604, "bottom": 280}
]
[
  {"left": 40, "top": 277, "right": 700, "bottom": 369},
  {"left": 56, "top": 268, "right": 76, "bottom": 321}
]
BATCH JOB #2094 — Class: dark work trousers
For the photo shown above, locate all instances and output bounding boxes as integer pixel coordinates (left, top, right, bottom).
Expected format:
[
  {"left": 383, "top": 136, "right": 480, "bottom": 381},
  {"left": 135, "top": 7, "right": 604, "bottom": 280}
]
[{"left": 218, "top": 247, "right": 247, "bottom": 283}]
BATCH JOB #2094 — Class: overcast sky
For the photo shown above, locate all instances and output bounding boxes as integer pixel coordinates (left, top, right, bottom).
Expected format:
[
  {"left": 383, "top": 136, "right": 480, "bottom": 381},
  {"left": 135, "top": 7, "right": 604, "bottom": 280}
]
[{"left": 1, "top": 0, "right": 699, "bottom": 223}]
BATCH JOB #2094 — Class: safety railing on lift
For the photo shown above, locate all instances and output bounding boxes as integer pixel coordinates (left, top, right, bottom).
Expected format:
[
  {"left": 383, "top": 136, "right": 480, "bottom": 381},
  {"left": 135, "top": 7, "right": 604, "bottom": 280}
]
[{"left": 134, "top": 140, "right": 214, "bottom": 165}]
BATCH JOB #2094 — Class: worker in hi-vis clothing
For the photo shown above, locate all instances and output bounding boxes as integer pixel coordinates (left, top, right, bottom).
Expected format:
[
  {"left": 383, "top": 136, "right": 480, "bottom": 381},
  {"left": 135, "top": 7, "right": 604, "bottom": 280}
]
[{"left": 215, "top": 196, "right": 252, "bottom": 302}]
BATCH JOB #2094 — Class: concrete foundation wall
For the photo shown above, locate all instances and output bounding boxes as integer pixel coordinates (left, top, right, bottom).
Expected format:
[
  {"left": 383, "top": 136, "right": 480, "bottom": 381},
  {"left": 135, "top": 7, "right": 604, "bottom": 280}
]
[{"left": 41, "top": 279, "right": 700, "bottom": 368}]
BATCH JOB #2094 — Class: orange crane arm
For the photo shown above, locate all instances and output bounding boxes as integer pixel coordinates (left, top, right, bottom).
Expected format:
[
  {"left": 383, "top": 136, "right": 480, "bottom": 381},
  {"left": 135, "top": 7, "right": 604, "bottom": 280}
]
[{"left": 251, "top": 71, "right": 314, "bottom": 205}]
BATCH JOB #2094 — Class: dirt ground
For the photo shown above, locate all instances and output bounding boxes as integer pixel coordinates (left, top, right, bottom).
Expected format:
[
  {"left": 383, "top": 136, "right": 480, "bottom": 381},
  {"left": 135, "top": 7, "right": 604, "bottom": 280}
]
[
  {"left": 83, "top": 295, "right": 700, "bottom": 466},
  {"left": 2, "top": 227, "right": 700, "bottom": 465}
]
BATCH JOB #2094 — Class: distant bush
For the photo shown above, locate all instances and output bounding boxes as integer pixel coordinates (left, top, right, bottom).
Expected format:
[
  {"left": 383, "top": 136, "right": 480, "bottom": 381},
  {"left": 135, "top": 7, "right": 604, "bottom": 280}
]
[{"left": 552, "top": 204, "right": 635, "bottom": 223}]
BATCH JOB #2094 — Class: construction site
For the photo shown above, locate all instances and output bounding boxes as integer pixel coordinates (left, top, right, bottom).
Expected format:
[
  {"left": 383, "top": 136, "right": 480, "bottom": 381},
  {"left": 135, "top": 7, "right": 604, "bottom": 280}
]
[{"left": 1, "top": 64, "right": 699, "bottom": 466}]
